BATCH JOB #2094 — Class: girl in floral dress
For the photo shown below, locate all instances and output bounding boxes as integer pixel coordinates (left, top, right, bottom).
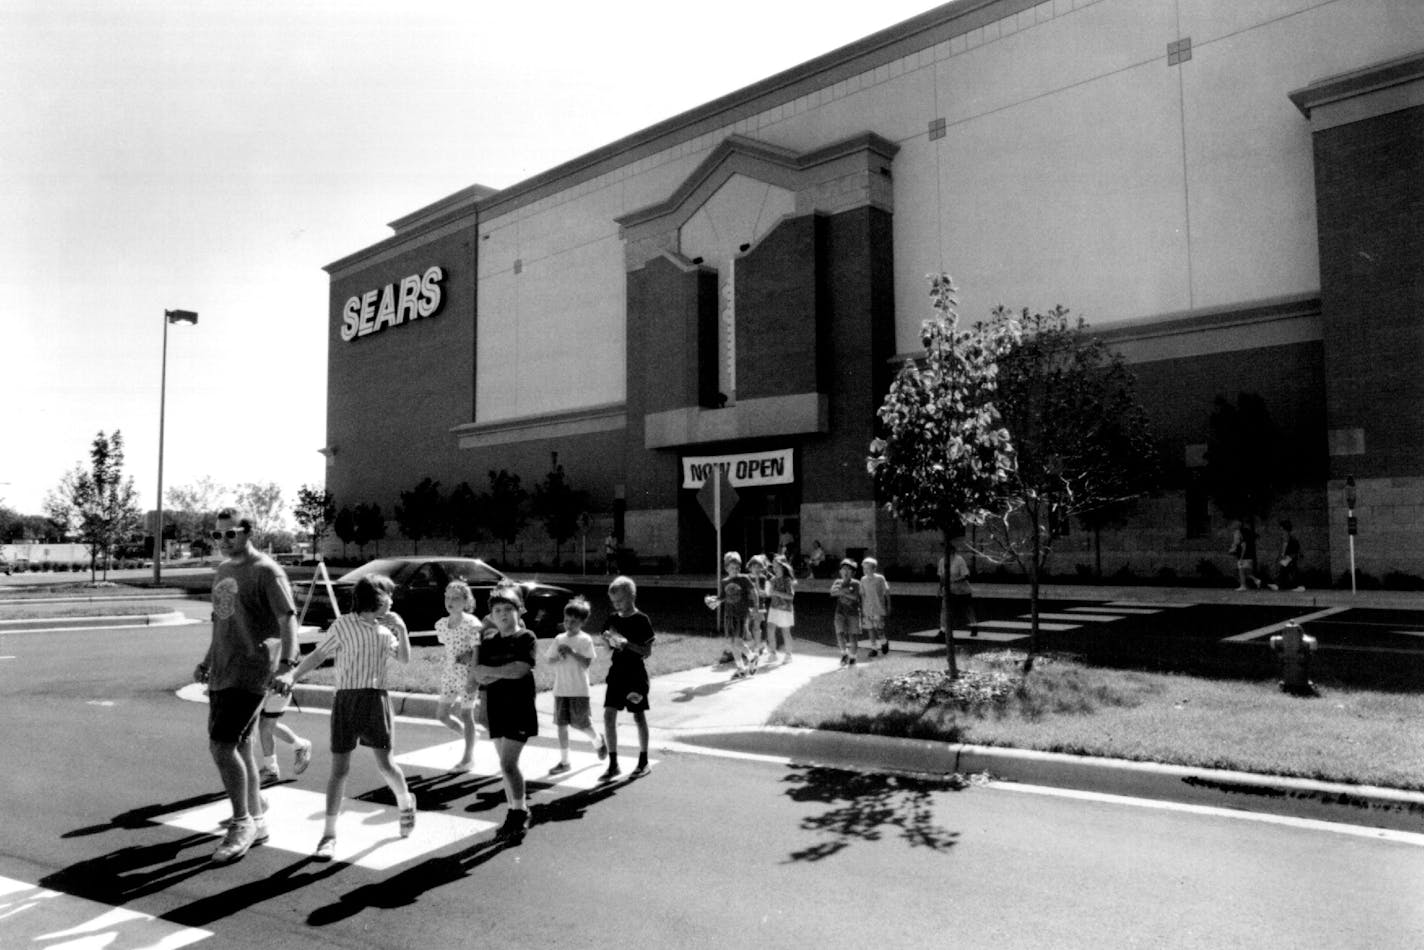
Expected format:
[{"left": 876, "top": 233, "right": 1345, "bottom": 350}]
[{"left": 434, "top": 580, "right": 482, "bottom": 771}]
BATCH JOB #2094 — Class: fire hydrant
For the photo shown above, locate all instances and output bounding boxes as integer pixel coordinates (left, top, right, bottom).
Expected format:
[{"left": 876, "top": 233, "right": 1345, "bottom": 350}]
[{"left": 1269, "top": 621, "right": 1317, "bottom": 695}]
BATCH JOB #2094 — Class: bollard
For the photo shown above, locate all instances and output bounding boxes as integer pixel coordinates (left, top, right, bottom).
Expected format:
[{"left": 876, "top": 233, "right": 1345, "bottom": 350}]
[{"left": 1269, "top": 621, "right": 1317, "bottom": 696}]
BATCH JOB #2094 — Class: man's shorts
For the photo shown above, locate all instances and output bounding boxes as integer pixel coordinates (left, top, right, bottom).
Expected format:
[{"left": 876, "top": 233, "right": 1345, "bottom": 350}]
[
  {"left": 330, "top": 689, "right": 394, "bottom": 753},
  {"left": 833, "top": 612, "right": 861, "bottom": 639},
  {"left": 208, "top": 688, "right": 265, "bottom": 745},
  {"left": 553, "top": 695, "right": 593, "bottom": 729},
  {"left": 604, "top": 667, "right": 651, "bottom": 713}
]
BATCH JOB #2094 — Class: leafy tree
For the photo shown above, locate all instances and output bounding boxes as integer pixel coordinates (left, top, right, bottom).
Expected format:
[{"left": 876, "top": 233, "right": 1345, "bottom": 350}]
[
  {"left": 1204, "top": 393, "right": 1283, "bottom": 532},
  {"left": 867, "top": 275, "right": 1018, "bottom": 675},
  {"left": 977, "top": 305, "right": 1160, "bottom": 667},
  {"left": 445, "top": 481, "right": 484, "bottom": 555},
  {"left": 43, "top": 431, "right": 143, "bottom": 581},
  {"left": 395, "top": 477, "right": 444, "bottom": 555},
  {"left": 166, "top": 476, "right": 229, "bottom": 546},
  {"left": 353, "top": 502, "right": 386, "bottom": 557},
  {"left": 532, "top": 464, "right": 588, "bottom": 566},
  {"left": 334, "top": 506, "right": 356, "bottom": 558},
  {"left": 294, "top": 485, "right": 336, "bottom": 555},
  {"left": 233, "top": 481, "right": 286, "bottom": 549},
  {"left": 483, "top": 470, "right": 528, "bottom": 565},
  {"left": 0, "top": 505, "right": 19, "bottom": 543}
]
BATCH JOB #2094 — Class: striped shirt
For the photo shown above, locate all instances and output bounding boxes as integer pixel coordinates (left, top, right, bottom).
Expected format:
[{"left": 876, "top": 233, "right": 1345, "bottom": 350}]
[{"left": 312, "top": 613, "right": 399, "bottom": 690}]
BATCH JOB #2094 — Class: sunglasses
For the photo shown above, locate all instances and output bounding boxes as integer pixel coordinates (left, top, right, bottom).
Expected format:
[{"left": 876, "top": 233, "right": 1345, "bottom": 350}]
[{"left": 210, "top": 529, "right": 247, "bottom": 540}]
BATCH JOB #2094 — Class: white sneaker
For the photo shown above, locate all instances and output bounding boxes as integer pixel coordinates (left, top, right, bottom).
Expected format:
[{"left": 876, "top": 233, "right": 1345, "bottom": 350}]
[
  {"left": 293, "top": 739, "right": 313, "bottom": 775},
  {"left": 212, "top": 819, "right": 256, "bottom": 864}
]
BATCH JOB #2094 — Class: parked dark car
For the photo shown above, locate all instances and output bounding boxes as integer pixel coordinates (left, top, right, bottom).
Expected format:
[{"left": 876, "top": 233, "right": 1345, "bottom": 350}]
[{"left": 295, "top": 557, "right": 573, "bottom": 636}]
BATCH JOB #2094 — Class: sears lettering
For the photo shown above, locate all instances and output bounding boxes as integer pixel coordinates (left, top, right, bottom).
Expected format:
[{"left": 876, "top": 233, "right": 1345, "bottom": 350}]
[{"left": 340, "top": 265, "right": 445, "bottom": 342}]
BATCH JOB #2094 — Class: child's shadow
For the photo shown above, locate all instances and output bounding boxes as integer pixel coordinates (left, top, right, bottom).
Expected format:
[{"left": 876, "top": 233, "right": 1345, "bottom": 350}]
[{"left": 671, "top": 680, "right": 739, "bottom": 703}]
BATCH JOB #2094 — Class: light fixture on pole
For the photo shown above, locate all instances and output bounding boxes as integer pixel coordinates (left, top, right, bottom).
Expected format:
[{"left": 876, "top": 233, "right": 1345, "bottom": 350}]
[{"left": 154, "top": 309, "right": 198, "bottom": 585}]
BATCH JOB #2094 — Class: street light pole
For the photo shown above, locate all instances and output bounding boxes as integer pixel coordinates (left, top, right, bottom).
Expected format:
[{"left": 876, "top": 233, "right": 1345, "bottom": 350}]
[{"left": 154, "top": 309, "right": 198, "bottom": 585}]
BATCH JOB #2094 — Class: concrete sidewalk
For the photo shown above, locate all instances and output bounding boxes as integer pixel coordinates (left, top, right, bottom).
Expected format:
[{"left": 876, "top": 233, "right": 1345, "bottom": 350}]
[{"left": 282, "top": 649, "right": 1424, "bottom": 836}]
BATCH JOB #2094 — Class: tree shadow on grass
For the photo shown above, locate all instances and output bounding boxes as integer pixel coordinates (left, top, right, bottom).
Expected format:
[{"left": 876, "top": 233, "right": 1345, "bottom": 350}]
[{"left": 781, "top": 765, "right": 967, "bottom": 863}]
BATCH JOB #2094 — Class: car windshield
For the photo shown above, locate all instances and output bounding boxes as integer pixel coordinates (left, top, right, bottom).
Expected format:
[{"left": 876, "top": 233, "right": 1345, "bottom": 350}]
[{"left": 337, "top": 559, "right": 418, "bottom": 584}]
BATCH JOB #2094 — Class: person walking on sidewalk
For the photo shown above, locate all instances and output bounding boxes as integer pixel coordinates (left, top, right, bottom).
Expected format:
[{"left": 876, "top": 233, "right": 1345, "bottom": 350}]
[
  {"left": 1230, "top": 520, "right": 1263, "bottom": 591},
  {"left": 544, "top": 596, "right": 607, "bottom": 774},
  {"left": 944, "top": 541, "right": 977, "bottom": 638},
  {"left": 601, "top": 575, "right": 655, "bottom": 781},
  {"left": 711, "top": 552, "right": 758, "bottom": 679},
  {"left": 765, "top": 554, "right": 797, "bottom": 663},
  {"left": 469, "top": 583, "right": 539, "bottom": 841},
  {"left": 434, "top": 580, "right": 483, "bottom": 772},
  {"left": 194, "top": 508, "right": 299, "bottom": 865},
  {"left": 830, "top": 558, "right": 862, "bottom": 667},
  {"left": 746, "top": 553, "right": 772, "bottom": 670},
  {"left": 1268, "top": 520, "right": 1305, "bottom": 592},
  {"left": 859, "top": 556, "right": 892, "bottom": 657},
  {"left": 274, "top": 573, "right": 416, "bottom": 861}
]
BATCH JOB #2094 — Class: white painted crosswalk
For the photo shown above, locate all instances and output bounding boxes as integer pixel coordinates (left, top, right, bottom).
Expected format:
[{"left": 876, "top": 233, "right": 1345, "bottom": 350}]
[
  {"left": 155, "top": 739, "right": 650, "bottom": 871},
  {"left": 893, "top": 598, "right": 1185, "bottom": 651},
  {"left": 0, "top": 874, "right": 211, "bottom": 948}
]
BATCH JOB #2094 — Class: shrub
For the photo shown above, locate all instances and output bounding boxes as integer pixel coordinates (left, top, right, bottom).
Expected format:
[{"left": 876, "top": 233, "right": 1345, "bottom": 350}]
[
  {"left": 1196, "top": 558, "right": 1225, "bottom": 581},
  {"left": 1155, "top": 566, "right": 1178, "bottom": 582},
  {"left": 1382, "top": 570, "right": 1424, "bottom": 591}
]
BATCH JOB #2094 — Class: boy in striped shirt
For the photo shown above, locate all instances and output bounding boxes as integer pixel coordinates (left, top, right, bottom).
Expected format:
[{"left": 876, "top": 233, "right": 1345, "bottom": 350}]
[{"left": 274, "top": 573, "right": 416, "bottom": 861}]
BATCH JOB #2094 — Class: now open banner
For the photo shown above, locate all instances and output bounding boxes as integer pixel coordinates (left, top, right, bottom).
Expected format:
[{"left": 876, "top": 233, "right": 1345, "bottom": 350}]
[{"left": 681, "top": 448, "right": 794, "bottom": 489}]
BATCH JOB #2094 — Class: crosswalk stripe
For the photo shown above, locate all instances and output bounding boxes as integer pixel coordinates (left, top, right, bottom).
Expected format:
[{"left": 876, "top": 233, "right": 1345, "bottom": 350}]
[
  {"left": 1025, "top": 612, "right": 1124, "bottom": 623},
  {"left": 1065, "top": 606, "right": 1162, "bottom": 615},
  {"left": 0, "top": 874, "right": 212, "bottom": 947}
]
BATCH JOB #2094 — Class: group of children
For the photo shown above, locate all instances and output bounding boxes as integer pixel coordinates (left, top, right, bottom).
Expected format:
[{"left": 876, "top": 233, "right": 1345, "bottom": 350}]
[
  {"left": 714, "top": 550, "right": 892, "bottom": 677},
  {"left": 272, "top": 573, "right": 654, "bottom": 858}
]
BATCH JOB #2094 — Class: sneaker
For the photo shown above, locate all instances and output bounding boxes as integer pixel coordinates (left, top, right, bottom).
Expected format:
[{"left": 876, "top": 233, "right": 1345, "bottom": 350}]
[
  {"left": 630, "top": 760, "right": 650, "bottom": 778},
  {"left": 782, "top": 653, "right": 793, "bottom": 664},
  {"left": 848, "top": 656, "right": 857, "bottom": 666},
  {"left": 747, "top": 651, "right": 760, "bottom": 675},
  {"left": 211, "top": 819, "right": 256, "bottom": 864},
  {"left": 839, "top": 654, "right": 849, "bottom": 667},
  {"left": 399, "top": 797, "right": 417, "bottom": 838},
  {"left": 252, "top": 816, "right": 269, "bottom": 846},
  {"left": 549, "top": 761, "right": 571, "bottom": 776},
  {"left": 313, "top": 835, "right": 337, "bottom": 862},
  {"left": 599, "top": 765, "right": 622, "bottom": 782},
  {"left": 731, "top": 669, "right": 746, "bottom": 680},
  {"left": 596, "top": 738, "right": 608, "bottom": 761},
  {"left": 880, "top": 643, "right": 889, "bottom": 656},
  {"left": 293, "top": 740, "right": 313, "bottom": 775},
  {"left": 718, "top": 650, "right": 735, "bottom": 664},
  {"left": 258, "top": 766, "right": 280, "bottom": 785},
  {"left": 1292, "top": 586, "right": 1306, "bottom": 592},
  {"left": 495, "top": 809, "right": 528, "bottom": 840}
]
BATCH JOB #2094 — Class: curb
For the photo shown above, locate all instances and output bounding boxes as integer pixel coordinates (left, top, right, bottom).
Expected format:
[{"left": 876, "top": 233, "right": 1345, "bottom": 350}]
[
  {"left": 0, "top": 610, "right": 190, "bottom": 632},
  {"left": 285, "top": 683, "right": 1424, "bottom": 834}
]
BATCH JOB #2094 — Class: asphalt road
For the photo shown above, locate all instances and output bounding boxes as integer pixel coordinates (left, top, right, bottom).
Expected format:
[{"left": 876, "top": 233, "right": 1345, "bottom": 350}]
[{"left": 3, "top": 622, "right": 1424, "bottom": 948}]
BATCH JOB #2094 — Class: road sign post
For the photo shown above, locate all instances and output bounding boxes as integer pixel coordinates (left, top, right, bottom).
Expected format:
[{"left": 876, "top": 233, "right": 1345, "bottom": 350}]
[{"left": 696, "top": 468, "right": 738, "bottom": 629}]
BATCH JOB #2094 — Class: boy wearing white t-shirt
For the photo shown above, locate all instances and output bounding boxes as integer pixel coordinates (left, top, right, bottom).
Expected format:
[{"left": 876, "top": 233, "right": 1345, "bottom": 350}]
[{"left": 544, "top": 597, "right": 607, "bottom": 774}]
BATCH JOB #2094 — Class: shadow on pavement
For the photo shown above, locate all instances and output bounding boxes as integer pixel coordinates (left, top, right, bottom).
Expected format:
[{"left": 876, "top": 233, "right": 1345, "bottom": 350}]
[{"left": 780, "top": 765, "right": 967, "bottom": 863}]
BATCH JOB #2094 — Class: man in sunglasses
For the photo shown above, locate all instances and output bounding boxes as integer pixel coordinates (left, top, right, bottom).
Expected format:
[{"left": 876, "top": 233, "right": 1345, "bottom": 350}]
[{"left": 193, "top": 508, "right": 299, "bottom": 864}]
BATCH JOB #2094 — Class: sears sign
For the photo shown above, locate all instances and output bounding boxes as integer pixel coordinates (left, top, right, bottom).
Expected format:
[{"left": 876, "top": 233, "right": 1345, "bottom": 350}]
[{"left": 341, "top": 265, "right": 445, "bottom": 342}]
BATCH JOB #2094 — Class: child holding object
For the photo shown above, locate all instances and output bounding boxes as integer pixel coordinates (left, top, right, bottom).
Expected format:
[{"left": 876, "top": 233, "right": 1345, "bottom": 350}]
[
  {"left": 434, "top": 580, "right": 482, "bottom": 772},
  {"left": 544, "top": 597, "right": 608, "bottom": 774},
  {"left": 273, "top": 573, "right": 416, "bottom": 862},
  {"left": 830, "top": 558, "right": 862, "bottom": 667},
  {"left": 469, "top": 583, "right": 539, "bottom": 841},
  {"left": 601, "top": 575, "right": 655, "bottom": 781}
]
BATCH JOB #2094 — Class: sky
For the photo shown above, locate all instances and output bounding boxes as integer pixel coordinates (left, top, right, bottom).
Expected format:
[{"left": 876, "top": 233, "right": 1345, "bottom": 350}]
[{"left": 0, "top": 0, "right": 944, "bottom": 521}]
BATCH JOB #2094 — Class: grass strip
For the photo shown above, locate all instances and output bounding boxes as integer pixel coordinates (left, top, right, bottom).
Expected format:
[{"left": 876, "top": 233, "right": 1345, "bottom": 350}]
[{"left": 768, "top": 650, "right": 1424, "bottom": 791}]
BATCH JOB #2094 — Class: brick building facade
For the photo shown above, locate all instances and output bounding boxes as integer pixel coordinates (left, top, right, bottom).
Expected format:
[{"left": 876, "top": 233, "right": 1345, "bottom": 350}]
[{"left": 321, "top": 0, "right": 1424, "bottom": 582}]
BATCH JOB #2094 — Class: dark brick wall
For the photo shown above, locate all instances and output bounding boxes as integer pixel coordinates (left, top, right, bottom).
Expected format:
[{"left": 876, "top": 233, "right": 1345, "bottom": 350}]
[
  {"left": 325, "top": 227, "right": 477, "bottom": 515},
  {"left": 1314, "top": 103, "right": 1424, "bottom": 479},
  {"left": 736, "top": 214, "right": 822, "bottom": 398},
  {"left": 626, "top": 256, "right": 717, "bottom": 415}
]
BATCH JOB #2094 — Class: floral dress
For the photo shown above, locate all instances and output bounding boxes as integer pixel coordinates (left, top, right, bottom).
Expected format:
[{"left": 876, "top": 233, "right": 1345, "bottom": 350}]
[{"left": 436, "top": 613, "right": 482, "bottom": 702}]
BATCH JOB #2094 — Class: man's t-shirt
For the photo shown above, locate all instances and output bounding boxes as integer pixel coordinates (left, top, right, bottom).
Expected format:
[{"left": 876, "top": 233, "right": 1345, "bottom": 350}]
[{"left": 209, "top": 553, "right": 296, "bottom": 693}]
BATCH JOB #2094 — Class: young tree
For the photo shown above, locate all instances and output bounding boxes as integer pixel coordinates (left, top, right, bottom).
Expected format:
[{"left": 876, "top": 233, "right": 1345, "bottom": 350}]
[
  {"left": 43, "top": 431, "right": 144, "bottom": 582},
  {"left": 233, "top": 481, "right": 286, "bottom": 549},
  {"left": 445, "top": 481, "right": 484, "bottom": 555},
  {"left": 867, "top": 275, "right": 1019, "bottom": 676},
  {"left": 166, "top": 476, "right": 229, "bottom": 549},
  {"left": 294, "top": 485, "right": 336, "bottom": 557},
  {"left": 333, "top": 505, "right": 356, "bottom": 558},
  {"left": 532, "top": 464, "right": 588, "bottom": 566},
  {"left": 395, "top": 477, "right": 444, "bottom": 555},
  {"left": 483, "top": 470, "right": 528, "bottom": 566},
  {"left": 1204, "top": 392, "right": 1283, "bottom": 530},
  {"left": 353, "top": 502, "right": 386, "bottom": 557},
  {"left": 977, "top": 305, "right": 1160, "bottom": 667}
]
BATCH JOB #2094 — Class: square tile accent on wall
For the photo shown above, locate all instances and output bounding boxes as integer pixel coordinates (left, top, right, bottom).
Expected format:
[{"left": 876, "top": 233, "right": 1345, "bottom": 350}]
[
  {"left": 1167, "top": 37, "right": 1192, "bottom": 66},
  {"left": 929, "top": 117, "right": 947, "bottom": 141}
]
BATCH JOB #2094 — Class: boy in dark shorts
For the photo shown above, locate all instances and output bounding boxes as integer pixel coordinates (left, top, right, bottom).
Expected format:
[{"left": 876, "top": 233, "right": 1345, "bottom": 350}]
[
  {"left": 601, "top": 575, "right": 655, "bottom": 781},
  {"left": 273, "top": 573, "right": 415, "bottom": 862},
  {"left": 468, "top": 583, "right": 539, "bottom": 840}
]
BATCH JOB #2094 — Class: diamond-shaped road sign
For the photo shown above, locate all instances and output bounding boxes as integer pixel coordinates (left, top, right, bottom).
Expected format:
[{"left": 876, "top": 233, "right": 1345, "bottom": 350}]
[{"left": 696, "top": 467, "right": 738, "bottom": 527}]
